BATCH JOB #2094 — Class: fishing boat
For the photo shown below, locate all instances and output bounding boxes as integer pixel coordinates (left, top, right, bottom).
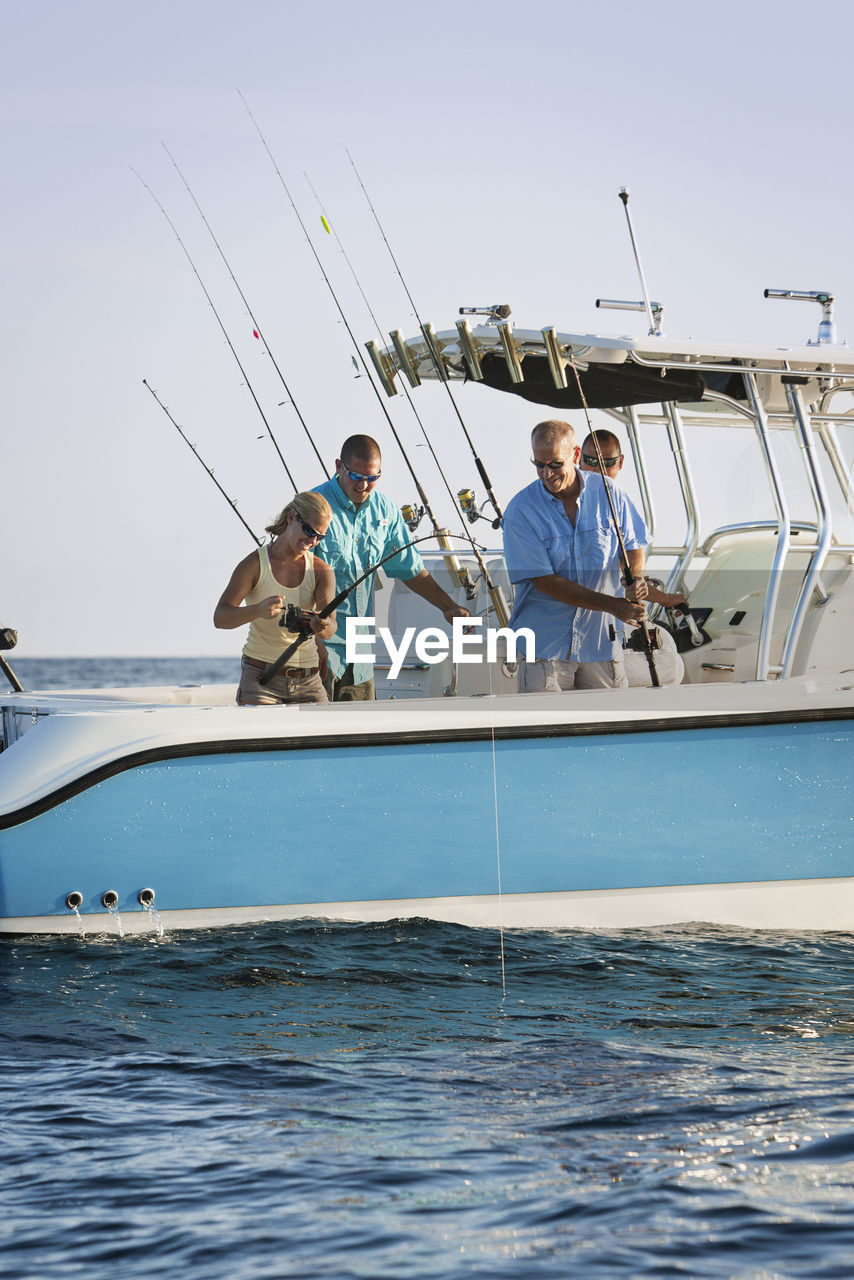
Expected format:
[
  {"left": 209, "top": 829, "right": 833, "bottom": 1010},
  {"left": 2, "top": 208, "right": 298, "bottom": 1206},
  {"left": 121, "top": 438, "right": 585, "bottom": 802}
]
[{"left": 1, "top": 291, "right": 852, "bottom": 936}]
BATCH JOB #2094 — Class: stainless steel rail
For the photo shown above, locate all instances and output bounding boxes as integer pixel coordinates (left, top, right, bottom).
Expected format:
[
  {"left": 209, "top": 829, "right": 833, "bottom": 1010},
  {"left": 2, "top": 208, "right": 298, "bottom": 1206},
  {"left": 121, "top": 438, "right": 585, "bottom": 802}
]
[
  {"left": 743, "top": 370, "right": 791, "bottom": 679},
  {"left": 779, "top": 383, "right": 833, "bottom": 677}
]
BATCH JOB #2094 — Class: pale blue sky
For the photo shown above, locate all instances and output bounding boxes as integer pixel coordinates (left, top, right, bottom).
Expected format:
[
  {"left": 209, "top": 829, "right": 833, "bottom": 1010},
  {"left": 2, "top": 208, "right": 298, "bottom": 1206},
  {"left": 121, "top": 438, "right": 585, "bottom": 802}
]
[{"left": 3, "top": 0, "right": 852, "bottom": 655}]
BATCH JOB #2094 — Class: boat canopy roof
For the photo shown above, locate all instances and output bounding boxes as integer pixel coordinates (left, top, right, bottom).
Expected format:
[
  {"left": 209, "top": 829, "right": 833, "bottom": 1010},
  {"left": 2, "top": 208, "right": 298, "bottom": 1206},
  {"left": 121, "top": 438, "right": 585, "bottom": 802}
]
[{"left": 377, "top": 323, "right": 854, "bottom": 411}]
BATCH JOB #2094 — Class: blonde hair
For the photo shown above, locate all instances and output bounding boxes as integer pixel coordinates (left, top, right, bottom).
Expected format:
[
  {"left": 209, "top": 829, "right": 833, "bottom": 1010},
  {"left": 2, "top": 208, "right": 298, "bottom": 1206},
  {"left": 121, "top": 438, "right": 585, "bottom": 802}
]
[{"left": 265, "top": 491, "right": 333, "bottom": 537}]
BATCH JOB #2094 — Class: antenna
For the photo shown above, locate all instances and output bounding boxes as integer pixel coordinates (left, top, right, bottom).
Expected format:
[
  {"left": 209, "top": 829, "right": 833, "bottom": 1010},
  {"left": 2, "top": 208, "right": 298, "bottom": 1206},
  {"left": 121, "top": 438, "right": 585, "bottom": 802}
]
[{"left": 617, "top": 188, "right": 661, "bottom": 337}]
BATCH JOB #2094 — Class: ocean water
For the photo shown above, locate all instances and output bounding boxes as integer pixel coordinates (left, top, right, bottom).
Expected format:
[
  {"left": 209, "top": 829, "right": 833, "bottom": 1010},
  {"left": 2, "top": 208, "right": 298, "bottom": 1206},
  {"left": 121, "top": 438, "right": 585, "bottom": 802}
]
[{"left": 2, "top": 659, "right": 854, "bottom": 1278}]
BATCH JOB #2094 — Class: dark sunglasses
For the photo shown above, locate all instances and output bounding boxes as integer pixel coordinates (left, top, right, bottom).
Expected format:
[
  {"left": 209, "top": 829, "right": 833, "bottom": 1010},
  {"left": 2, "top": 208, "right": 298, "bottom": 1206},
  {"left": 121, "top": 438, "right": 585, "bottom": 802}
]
[
  {"left": 531, "top": 458, "right": 566, "bottom": 472},
  {"left": 344, "top": 468, "right": 381, "bottom": 483},
  {"left": 299, "top": 518, "right": 324, "bottom": 543},
  {"left": 581, "top": 453, "right": 622, "bottom": 468}
]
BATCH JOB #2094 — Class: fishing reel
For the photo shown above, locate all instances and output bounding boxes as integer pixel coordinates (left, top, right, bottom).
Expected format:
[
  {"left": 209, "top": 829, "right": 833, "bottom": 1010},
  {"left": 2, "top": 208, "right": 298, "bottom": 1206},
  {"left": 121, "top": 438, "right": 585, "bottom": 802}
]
[
  {"left": 400, "top": 503, "right": 425, "bottom": 533},
  {"left": 279, "top": 603, "right": 314, "bottom": 633},
  {"left": 624, "top": 626, "right": 661, "bottom": 653},
  {"left": 0, "top": 627, "right": 17, "bottom": 651},
  {"left": 457, "top": 489, "right": 501, "bottom": 531}
]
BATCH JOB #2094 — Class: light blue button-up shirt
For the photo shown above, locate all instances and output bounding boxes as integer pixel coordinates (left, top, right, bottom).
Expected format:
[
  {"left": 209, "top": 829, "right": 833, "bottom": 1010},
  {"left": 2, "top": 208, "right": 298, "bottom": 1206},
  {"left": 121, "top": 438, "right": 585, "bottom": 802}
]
[
  {"left": 314, "top": 476, "right": 424, "bottom": 681},
  {"left": 503, "top": 471, "right": 648, "bottom": 663}
]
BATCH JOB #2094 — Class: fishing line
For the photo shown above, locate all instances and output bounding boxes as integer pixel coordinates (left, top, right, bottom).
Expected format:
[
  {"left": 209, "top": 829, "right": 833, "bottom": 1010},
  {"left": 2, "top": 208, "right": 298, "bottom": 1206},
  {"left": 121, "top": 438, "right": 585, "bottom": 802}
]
[
  {"left": 132, "top": 166, "right": 298, "bottom": 491},
  {"left": 238, "top": 97, "right": 439, "bottom": 510},
  {"left": 299, "top": 172, "right": 510, "bottom": 627},
  {"left": 301, "top": 173, "right": 495, "bottom": 604},
  {"left": 489, "top": 722, "right": 507, "bottom": 998},
  {"left": 342, "top": 145, "right": 505, "bottom": 527},
  {"left": 161, "top": 144, "right": 330, "bottom": 478},
  {"left": 303, "top": 174, "right": 461, "bottom": 512},
  {"left": 143, "top": 380, "right": 264, "bottom": 546},
  {"left": 238, "top": 96, "right": 468, "bottom": 536},
  {"left": 566, "top": 355, "right": 660, "bottom": 687}
]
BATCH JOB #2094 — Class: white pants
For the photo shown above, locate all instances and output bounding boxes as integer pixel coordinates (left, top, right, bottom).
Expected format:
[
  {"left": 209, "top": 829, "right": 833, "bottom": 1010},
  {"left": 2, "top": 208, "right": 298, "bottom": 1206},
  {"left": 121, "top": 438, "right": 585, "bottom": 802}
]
[{"left": 519, "top": 656, "right": 628, "bottom": 693}]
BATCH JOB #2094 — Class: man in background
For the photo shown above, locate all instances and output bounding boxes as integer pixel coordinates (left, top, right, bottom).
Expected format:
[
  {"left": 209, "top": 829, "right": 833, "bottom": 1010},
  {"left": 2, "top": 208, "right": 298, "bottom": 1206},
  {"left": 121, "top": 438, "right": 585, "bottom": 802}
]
[{"left": 580, "top": 429, "right": 688, "bottom": 611}]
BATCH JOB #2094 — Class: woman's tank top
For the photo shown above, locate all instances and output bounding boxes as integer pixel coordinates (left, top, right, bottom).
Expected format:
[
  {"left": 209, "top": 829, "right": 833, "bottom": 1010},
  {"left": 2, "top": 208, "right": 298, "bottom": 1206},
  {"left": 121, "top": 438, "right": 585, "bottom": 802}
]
[{"left": 242, "top": 545, "right": 320, "bottom": 666}]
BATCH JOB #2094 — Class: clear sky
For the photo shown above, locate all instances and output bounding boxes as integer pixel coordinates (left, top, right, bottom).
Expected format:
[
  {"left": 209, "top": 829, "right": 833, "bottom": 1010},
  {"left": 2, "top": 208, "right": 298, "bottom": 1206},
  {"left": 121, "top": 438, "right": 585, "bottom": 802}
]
[{"left": 3, "top": 0, "right": 852, "bottom": 656}]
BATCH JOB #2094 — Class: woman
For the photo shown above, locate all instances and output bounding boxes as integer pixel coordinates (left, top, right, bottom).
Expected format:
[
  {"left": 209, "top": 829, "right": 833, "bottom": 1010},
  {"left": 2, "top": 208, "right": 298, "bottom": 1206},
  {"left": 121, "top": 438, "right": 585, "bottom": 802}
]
[{"left": 214, "top": 492, "right": 336, "bottom": 705}]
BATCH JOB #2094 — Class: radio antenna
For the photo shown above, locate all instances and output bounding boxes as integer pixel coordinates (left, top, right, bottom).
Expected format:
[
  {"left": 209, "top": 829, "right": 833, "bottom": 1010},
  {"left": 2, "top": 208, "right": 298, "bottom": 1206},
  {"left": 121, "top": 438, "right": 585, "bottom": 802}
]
[{"left": 618, "top": 188, "right": 660, "bottom": 337}]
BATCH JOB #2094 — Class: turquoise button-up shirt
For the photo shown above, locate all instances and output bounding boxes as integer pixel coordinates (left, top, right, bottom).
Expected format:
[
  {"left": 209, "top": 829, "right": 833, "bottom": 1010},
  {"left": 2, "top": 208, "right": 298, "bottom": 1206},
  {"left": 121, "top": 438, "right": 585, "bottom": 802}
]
[{"left": 314, "top": 476, "right": 424, "bottom": 681}]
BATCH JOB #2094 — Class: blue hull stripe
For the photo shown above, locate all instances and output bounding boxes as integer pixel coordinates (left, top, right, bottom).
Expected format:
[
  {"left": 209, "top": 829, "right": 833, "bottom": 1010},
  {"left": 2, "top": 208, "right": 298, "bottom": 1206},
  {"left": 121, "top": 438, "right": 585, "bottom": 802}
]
[{"left": 0, "top": 720, "right": 851, "bottom": 918}]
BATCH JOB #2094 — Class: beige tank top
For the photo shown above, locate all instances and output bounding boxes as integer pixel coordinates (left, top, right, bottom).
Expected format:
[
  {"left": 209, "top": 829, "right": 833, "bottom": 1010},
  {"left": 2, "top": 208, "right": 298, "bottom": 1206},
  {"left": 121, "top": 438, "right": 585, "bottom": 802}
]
[{"left": 242, "top": 545, "right": 320, "bottom": 666}]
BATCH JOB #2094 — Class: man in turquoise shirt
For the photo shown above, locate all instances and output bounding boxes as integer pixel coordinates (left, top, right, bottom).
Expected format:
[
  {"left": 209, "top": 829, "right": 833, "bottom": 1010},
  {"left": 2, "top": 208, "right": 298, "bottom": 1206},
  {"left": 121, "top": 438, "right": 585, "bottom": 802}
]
[{"left": 314, "top": 434, "right": 469, "bottom": 700}]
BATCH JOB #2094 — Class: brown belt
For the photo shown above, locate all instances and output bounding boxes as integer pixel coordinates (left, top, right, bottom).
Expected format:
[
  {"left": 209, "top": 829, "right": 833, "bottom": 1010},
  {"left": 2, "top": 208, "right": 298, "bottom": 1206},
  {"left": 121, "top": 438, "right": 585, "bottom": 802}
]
[{"left": 242, "top": 655, "right": 319, "bottom": 678}]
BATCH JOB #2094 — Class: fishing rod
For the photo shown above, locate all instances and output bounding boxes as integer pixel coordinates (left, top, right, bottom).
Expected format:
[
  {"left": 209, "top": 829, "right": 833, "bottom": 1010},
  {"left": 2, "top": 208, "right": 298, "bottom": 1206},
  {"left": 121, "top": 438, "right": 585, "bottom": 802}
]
[
  {"left": 132, "top": 166, "right": 298, "bottom": 491},
  {"left": 303, "top": 176, "right": 512, "bottom": 627},
  {"left": 237, "top": 94, "right": 495, "bottom": 617},
  {"left": 143, "top": 379, "right": 264, "bottom": 546},
  {"left": 343, "top": 145, "right": 505, "bottom": 528},
  {"left": 161, "top": 144, "right": 330, "bottom": 478},
  {"left": 259, "top": 531, "right": 465, "bottom": 685},
  {"left": 238, "top": 96, "right": 429, "bottom": 502},
  {"left": 565, "top": 357, "right": 660, "bottom": 688}
]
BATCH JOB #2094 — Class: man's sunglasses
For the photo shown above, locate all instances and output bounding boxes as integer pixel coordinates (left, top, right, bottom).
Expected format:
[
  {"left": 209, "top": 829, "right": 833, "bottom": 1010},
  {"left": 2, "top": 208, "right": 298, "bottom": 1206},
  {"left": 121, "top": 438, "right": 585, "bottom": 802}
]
[{"left": 581, "top": 453, "right": 622, "bottom": 468}]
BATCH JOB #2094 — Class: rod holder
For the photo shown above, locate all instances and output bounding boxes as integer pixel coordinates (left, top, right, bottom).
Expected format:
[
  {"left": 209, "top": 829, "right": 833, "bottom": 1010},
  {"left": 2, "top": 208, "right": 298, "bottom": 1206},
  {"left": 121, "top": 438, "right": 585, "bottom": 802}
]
[
  {"left": 542, "top": 327, "right": 568, "bottom": 389},
  {"left": 455, "top": 319, "right": 484, "bottom": 380},
  {"left": 596, "top": 298, "right": 664, "bottom": 328},
  {"left": 497, "top": 321, "right": 524, "bottom": 384},
  {"left": 365, "top": 341, "right": 398, "bottom": 396},
  {"left": 389, "top": 331, "right": 421, "bottom": 387},
  {"left": 764, "top": 288, "right": 837, "bottom": 344},
  {"left": 420, "top": 324, "right": 449, "bottom": 382}
]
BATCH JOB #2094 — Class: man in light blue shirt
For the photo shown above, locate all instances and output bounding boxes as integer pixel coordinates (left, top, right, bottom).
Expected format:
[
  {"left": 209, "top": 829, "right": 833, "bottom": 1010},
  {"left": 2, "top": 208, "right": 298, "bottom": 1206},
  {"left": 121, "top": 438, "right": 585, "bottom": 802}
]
[
  {"left": 503, "top": 419, "right": 648, "bottom": 692},
  {"left": 314, "top": 434, "right": 469, "bottom": 700}
]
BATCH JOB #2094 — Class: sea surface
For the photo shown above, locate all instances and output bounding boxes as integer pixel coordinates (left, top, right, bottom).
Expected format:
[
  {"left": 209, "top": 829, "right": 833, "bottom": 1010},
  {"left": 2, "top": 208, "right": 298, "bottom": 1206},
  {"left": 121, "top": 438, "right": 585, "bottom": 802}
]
[{"left": 3, "top": 658, "right": 854, "bottom": 1278}]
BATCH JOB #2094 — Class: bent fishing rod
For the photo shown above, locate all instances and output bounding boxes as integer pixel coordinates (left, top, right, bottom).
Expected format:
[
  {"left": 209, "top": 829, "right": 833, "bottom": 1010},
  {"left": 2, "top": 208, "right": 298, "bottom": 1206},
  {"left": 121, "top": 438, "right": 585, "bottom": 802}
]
[
  {"left": 302, "top": 177, "right": 514, "bottom": 620},
  {"left": 565, "top": 356, "right": 660, "bottom": 688},
  {"left": 161, "top": 144, "right": 330, "bottom": 478},
  {"left": 132, "top": 167, "right": 298, "bottom": 491},
  {"left": 143, "top": 380, "right": 264, "bottom": 546},
  {"left": 259, "top": 532, "right": 472, "bottom": 685},
  {"left": 343, "top": 145, "right": 505, "bottom": 528},
  {"left": 238, "top": 94, "right": 505, "bottom": 623}
]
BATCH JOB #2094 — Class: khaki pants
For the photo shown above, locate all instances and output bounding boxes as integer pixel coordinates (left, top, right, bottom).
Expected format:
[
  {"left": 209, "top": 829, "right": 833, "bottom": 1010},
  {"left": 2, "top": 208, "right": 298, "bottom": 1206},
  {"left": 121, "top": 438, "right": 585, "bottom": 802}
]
[
  {"left": 237, "top": 658, "right": 327, "bottom": 706},
  {"left": 519, "top": 656, "right": 627, "bottom": 693}
]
